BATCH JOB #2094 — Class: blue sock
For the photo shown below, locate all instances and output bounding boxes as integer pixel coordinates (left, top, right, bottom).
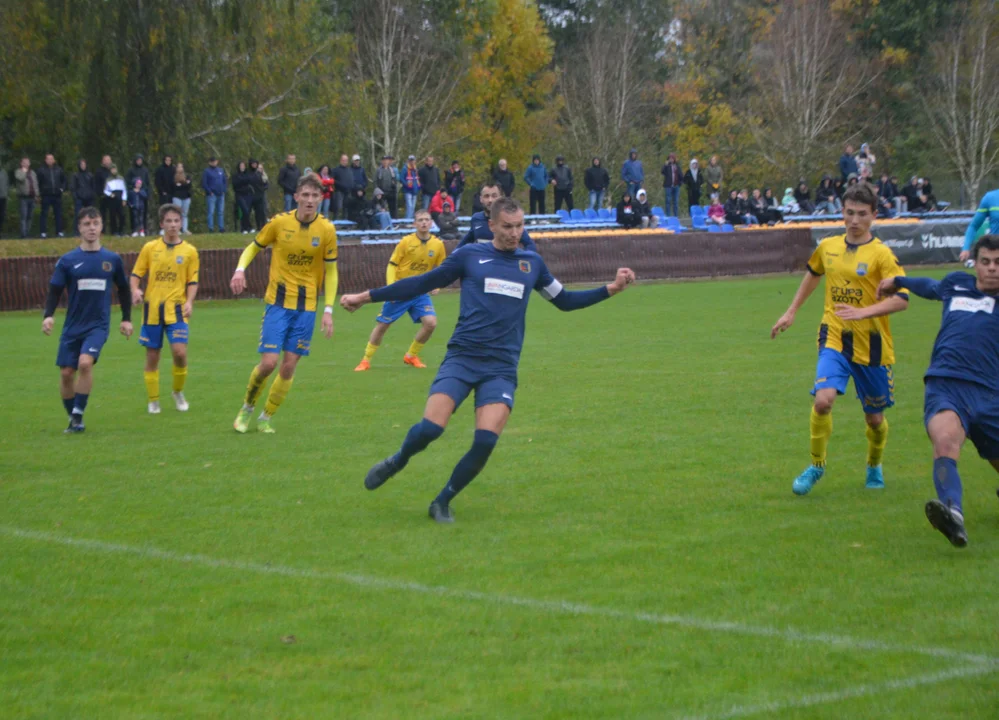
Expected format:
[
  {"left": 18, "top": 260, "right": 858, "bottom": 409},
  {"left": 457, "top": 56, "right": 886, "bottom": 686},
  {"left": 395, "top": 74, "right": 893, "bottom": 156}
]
[
  {"left": 933, "top": 457, "right": 963, "bottom": 513},
  {"left": 392, "top": 419, "right": 445, "bottom": 469},
  {"left": 62, "top": 397, "right": 74, "bottom": 416},
  {"left": 72, "top": 393, "right": 89, "bottom": 418},
  {"left": 435, "top": 430, "right": 499, "bottom": 506}
]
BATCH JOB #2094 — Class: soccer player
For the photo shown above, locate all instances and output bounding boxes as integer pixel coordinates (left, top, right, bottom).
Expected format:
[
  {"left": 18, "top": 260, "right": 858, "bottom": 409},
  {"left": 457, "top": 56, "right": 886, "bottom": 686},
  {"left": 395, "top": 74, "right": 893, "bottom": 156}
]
[
  {"left": 771, "top": 183, "right": 909, "bottom": 495},
  {"left": 130, "top": 204, "right": 199, "bottom": 413},
  {"left": 876, "top": 235, "right": 999, "bottom": 547},
  {"left": 340, "top": 197, "right": 635, "bottom": 523},
  {"left": 355, "top": 209, "right": 445, "bottom": 371},
  {"left": 42, "top": 207, "right": 133, "bottom": 433},
  {"left": 230, "top": 173, "right": 338, "bottom": 433},
  {"left": 458, "top": 181, "right": 538, "bottom": 251},
  {"left": 960, "top": 186, "right": 999, "bottom": 263}
]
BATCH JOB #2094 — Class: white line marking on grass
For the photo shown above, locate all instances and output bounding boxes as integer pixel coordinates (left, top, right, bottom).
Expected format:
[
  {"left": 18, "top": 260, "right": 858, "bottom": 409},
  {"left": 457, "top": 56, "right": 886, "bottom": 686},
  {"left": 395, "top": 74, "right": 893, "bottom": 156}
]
[
  {"left": 2, "top": 525, "right": 996, "bottom": 666},
  {"left": 674, "top": 664, "right": 999, "bottom": 720}
]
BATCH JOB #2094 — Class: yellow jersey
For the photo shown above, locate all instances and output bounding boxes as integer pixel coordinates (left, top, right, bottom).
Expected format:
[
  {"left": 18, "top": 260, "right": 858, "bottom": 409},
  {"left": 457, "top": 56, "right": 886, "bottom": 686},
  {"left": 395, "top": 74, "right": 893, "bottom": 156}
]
[
  {"left": 388, "top": 233, "right": 446, "bottom": 281},
  {"left": 255, "top": 211, "right": 338, "bottom": 312},
  {"left": 131, "top": 238, "right": 200, "bottom": 325},
  {"left": 807, "top": 234, "right": 907, "bottom": 366}
]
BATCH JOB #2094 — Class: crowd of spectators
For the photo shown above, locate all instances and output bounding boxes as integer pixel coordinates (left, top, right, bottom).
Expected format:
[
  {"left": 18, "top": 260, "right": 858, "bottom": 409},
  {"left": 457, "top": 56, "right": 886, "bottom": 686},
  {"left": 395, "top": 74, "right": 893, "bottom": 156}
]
[{"left": 0, "top": 142, "right": 949, "bottom": 239}]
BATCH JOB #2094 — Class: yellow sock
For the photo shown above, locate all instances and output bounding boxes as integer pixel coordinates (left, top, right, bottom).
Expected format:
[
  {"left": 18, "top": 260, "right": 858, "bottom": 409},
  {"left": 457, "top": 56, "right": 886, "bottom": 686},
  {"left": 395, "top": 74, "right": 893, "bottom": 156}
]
[
  {"left": 144, "top": 371, "right": 160, "bottom": 403},
  {"left": 263, "top": 375, "right": 294, "bottom": 417},
  {"left": 866, "top": 418, "right": 889, "bottom": 467},
  {"left": 244, "top": 366, "right": 267, "bottom": 408},
  {"left": 172, "top": 366, "right": 188, "bottom": 393},
  {"left": 364, "top": 342, "right": 379, "bottom": 361},
  {"left": 407, "top": 340, "right": 425, "bottom": 357},
  {"left": 809, "top": 408, "right": 832, "bottom": 468}
]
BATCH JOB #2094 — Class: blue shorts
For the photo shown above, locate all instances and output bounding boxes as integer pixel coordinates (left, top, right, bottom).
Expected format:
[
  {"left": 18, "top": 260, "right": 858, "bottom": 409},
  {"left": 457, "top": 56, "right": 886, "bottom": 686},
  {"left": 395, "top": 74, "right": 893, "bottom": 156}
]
[
  {"left": 139, "top": 321, "right": 188, "bottom": 349},
  {"left": 924, "top": 377, "right": 999, "bottom": 460},
  {"left": 812, "top": 347, "right": 895, "bottom": 414},
  {"left": 376, "top": 295, "right": 436, "bottom": 325},
  {"left": 429, "top": 356, "right": 517, "bottom": 411},
  {"left": 258, "top": 304, "right": 315, "bottom": 356},
  {"left": 56, "top": 328, "right": 108, "bottom": 369}
]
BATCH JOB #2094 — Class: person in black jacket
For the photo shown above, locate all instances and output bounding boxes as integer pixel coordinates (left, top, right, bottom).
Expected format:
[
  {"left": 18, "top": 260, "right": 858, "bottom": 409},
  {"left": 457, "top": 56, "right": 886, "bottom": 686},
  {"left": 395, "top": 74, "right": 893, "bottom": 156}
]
[
  {"left": 723, "top": 189, "right": 743, "bottom": 225},
  {"left": 445, "top": 160, "right": 466, "bottom": 212},
  {"left": 37, "top": 153, "right": 68, "bottom": 237},
  {"left": 635, "top": 189, "right": 658, "bottom": 228},
  {"left": 232, "top": 161, "right": 256, "bottom": 233},
  {"left": 794, "top": 181, "right": 815, "bottom": 214},
  {"left": 346, "top": 186, "right": 374, "bottom": 229},
  {"left": 683, "top": 159, "right": 705, "bottom": 212},
  {"left": 549, "top": 155, "right": 574, "bottom": 211},
  {"left": 493, "top": 158, "right": 515, "bottom": 197},
  {"left": 331, "top": 154, "right": 354, "bottom": 219},
  {"left": 616, "top": 192, "right": 641, "bottom": 228},
  {"left": 94, "top": 155, "right": 113, "bottom": 227},
  {"left": 171, "top": 162, "right": 194, "bottom": 234},
  {"left": 154, "top": 155, "right": 175, "bottom": 209},
  {"left": 125, "top": 155, "right": 151, "bottom": 235},
  {"left": 248, "top": 158, "right": 268, "bottom": 230},
  {"left": 417, "top": 156, "right": 440, "bottom": 210},
  {"left": 70, "top": 159, "right": 96, "bottom": 235},
  {"left": 584, "top": 157, "right": 609, "bottom": 210},
  {"left": 277, "top": 154, "right": 301, "bottom": 212},
  {"left": 814, "top": 175, "right": 841, "bottom": 215},
  {"left": 660, "top": 153, "right": 683, "bottom": 217}
]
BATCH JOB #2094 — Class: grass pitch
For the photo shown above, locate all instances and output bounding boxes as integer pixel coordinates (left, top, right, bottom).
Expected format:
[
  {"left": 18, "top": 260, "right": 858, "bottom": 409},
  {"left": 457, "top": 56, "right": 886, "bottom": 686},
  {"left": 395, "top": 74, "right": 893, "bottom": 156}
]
[{"left": 2, "top": 271, "right": 998, "bottom": 719}]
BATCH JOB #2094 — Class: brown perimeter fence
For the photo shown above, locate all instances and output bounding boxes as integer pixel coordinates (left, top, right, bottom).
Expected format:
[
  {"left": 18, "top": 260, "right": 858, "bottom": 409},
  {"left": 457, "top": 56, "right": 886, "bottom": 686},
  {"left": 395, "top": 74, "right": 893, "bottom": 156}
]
[{"left": 0, "top": 228, "right": 814, "bottom": 312}]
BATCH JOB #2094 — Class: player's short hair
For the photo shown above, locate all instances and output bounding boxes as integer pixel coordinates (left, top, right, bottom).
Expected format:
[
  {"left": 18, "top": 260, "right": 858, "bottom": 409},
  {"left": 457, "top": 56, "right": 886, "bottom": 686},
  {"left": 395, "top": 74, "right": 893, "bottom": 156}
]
[
  {"left": 491, "top": 196, "right": 522, "bottom": 219},
  {"left": 842, "top": 182, "right": 878, "bottom": 212},
  {"left": 413, "top": 208, "right": 431, "bottom": 220},
  {"left": 296, "top": 172, "right": 324, "bottom": 194},
  {"left": 973, "top": 234, "right": 999, "bottom": 260},
  {"left": 158, "top": 203, "right": 183, "bottom": 223},
  {"left": 480, "top": 180, "right": 501, "bottom": 193},
  {"left": 77, "top": 206, "right": 101, "bottom": 223}
]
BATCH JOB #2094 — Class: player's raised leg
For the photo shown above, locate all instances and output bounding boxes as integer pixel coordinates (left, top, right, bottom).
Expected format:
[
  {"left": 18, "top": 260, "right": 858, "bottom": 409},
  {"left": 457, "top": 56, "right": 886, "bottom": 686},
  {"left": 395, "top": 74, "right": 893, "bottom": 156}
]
[
  {"left": 924, "top": 409, "right": 968, "bottom": 547},
  {"left": 365, "top": 392, "right": 454, "bottom": 491},
  {"left": 404, "top": 313, "right": 437, "bottom": 369},
  {"left": 355, "top": 321, "right": 390, "bottom": 372}
]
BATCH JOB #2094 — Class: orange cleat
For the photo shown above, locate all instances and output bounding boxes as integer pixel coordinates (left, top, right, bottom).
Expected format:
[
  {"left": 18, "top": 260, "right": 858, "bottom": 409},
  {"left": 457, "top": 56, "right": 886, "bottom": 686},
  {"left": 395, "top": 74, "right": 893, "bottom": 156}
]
[
  {"left": 354, "top": 359, "right": 371, "bottom": 372},
  {"left": 403, "top": 353, "right": 427, "bottom": 369}
]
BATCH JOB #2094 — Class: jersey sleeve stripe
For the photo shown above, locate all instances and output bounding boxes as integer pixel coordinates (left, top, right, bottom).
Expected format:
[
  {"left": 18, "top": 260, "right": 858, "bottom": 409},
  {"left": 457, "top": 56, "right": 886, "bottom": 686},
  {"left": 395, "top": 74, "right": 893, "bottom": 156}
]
[
  {"left": 806, "top": 263, "right": 822, "bottom": 276},
  {"left": 539, "top": 278, "right": 564, "bottom": 300},
  {"left": 253, "top": 239, "right": 266, "bottom": 249}
]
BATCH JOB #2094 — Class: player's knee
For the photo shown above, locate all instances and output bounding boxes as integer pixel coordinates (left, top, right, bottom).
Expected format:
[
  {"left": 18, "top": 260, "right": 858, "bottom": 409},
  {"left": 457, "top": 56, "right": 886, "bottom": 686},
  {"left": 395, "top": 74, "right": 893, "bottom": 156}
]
[
  {"left": 172, "top": 349, "right": 188, "bottom": 367},
  {"left": 864, "top": 413, "right": 884, "bottom": 428},
  {"left": 813, "top": 395, "right": 835, "bottom": 414},
  {"left": 422, "top": 316, "right": 437, "bottom": 332},
  {"left": 257, "top": 356, "right": 278, "bottom": 375},
  {"left": 60, "top": 367, "right": 75, "bottom": 382},
  {"left": 77, "top": 356, "right": 94, "bottom": 373},
  {"left": 278, "top": 359, "right": 297, "bottom": 379}
]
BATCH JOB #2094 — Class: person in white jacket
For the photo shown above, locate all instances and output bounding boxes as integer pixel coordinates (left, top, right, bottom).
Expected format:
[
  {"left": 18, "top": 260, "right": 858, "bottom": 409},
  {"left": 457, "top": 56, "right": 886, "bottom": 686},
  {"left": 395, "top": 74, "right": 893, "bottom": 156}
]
[{"left": 103, "top": 165, "right": 128, "bottom": 236}]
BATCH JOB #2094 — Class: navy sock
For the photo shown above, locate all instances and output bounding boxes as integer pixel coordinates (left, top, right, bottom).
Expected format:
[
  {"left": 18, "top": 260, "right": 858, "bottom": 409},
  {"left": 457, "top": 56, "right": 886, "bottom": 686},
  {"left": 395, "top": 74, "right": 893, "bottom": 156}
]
[
  {"left": 72, "top": 393, "right": 89, "bottom": 418},
  {"left": 62, "top": 397, "right": 75, "bottom": 416},
  {"left": 933, "top": 457, "right": 963, "bottom": 513},
  {"left": 392, "top": 419, "right": 445, "bottom": 469},
  {"left": 435, "top": 430, "right": 499, "bottom": 506}
]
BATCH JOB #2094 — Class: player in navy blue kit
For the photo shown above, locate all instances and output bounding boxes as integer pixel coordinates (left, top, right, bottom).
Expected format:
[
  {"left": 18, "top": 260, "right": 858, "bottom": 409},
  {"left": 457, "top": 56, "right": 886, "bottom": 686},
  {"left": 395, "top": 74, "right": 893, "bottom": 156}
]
[
  {"left": 457, "top": 181, "right": 537, "bottom": 251},
  {"left": 42, "top": 207, "right": 133, "bottom": 433},
  {"left": 341, "top": 197, "right": 634, "bottom": 523},
  {"left": 878, "top": 235, "right": 999, "bottom": 547}
]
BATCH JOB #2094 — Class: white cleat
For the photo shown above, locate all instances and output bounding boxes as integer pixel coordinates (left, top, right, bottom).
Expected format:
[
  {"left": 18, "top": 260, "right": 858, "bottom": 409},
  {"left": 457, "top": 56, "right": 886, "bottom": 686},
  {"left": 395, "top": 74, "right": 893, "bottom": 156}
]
[
  {"left": 172, "top": 391, "right": 189, "bottom": 412},
  {"left": 148, "top": 401, "right": 161, "bottom": 414}
]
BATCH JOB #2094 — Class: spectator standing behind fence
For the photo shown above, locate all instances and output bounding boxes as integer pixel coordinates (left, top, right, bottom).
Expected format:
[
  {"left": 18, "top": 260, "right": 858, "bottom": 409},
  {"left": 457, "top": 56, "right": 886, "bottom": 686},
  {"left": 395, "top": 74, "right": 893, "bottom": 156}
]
[
  {"left": 855, "top": 143, "right": 876, "bottom": 180},
  {"left": 524, "top": 154, "right": 548, "bottom": 214},
  {"left": 128, "top": 178, "right": 148, "bottom": 236},
  {"left": 278, "top": 154, "right": 301, "bottom": 211},
  {"left": 621, "top": 148, "right": 644, "bottom": 199},
  {"left": 616, "top": 191, "right": 641, "bottom": 228},
  {"left": 634, "top": 189, "right": 658, "bottom": 228},
  {"left": 70, "top": 159, "right": 96, "bottom": 235},
  {"left": 705, "top": 155, "right": 723, "bottom": 198},
  {"left": 125, "top": 155, "right": 151, "bottom": 235},
  {"left": 317, "top": 165, "right": 334, "bottom": 217},
  {"left": 418, "top": 156, "right": 440, "bottom": 211},
  {"left": 172, "top": 163, "right": 193, "bottom": 234},
  {"left": 37, "top": 153, "right": 67, "bottom": 238},
  {"left": 839, "top": 144, "right": 858, "bottom": 182},
  {"left": 683, "top": 158, "right": 704, "bottom": 212},
  {"left": 376, "top": 155, "right": 399, "bottom": 219},
  {"left": 103, "top": 164, "right": 127, "bottom": 236},
  {"left": 248, "top": 159, "right": 268, "bottom": 230},
  {"left": 660, "top": 153, "right": 682, "bottom": 217},
  {"left": 585, "top": 157, "right": 609, "bottom": 211},
  {"left": 814, "top": 175, "right": 841, "bottom": 215},
  {"left": 201, "top": 157, "right": 226, "bottom": 233},
  {"left": 95, "top": 155, "right": 113, "bottom": 227},
  {"left": 401, "top": 155, "right": 421, "bottom": 219},
  {"left": 445, "top": 160, "right": 466, "bottom": 213},
  {"left": 0, "top": 164, "right": 8, "bottom": 238},
  {"left": 493, "top": 158, "right": 515, "bottom": 197},
  {"left": 350, "top": 154, "right": 369, "bottom": 198},
  {"left": 549, "top": 155, "right": 574, "bottom": 211},
  {"left": 331, "top": 155, "right": 354, "bottom": 219},
  {"left": 154, "top": 155, "right": 174, "bottom": 215},
  {"left": 233, "top": 161, "right": 254, "bottom": 234}
]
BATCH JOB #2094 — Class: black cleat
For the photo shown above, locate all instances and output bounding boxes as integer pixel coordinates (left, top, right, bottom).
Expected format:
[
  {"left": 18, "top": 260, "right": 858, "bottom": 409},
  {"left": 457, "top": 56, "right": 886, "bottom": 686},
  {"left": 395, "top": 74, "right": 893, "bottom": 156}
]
[
  {"left": 925, "top": 499, "right": 968, "bottom": 548},
  {"left": 364, "top": 456, "right": 401, "bottom": 491},
  {"left": 64, "top": 415, "right": 85, "bottom": 434},
  {"left": 428, "top": 500, "right": 455, "bottom": 524}
]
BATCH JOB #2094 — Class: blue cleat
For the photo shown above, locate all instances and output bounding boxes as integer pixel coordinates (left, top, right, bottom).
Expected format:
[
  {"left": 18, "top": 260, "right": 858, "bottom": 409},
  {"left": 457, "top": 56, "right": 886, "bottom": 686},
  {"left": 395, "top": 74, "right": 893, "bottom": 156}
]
[
  {"left": 364, "top": 456, "right": 401, "bottom": 491},
  {"left": 865, "top": 465, "right": 885, "bottom": 489},
  {"left": 792, "top": 465, "right": 824, "bottom": 496}
]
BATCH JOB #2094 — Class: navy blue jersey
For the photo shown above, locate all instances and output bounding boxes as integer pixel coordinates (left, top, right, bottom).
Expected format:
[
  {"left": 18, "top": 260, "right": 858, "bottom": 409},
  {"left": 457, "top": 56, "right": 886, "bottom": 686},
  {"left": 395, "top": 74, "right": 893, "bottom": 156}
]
[
  {"left": 369, "top": 242, "right": 608, "bottom": 373},
  {"left": 896, "top": 272, "right": 999, "bottom": 392},
  {"left": 50, "top": 247, "right": 129, "bottom": 337},
  {"left": 458, "top": 211, "right": 538, "bottom": 252}
]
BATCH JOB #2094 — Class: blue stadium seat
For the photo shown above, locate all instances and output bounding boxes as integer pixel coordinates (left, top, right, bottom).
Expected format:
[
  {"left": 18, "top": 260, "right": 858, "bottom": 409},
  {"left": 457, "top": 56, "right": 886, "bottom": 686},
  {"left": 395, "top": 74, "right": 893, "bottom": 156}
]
[
  {"left": 598, "top": 208, "right": 612, "bottom": 220},
  {"left": 690, "top": 205, "right": 705, "bottom": 217},
  {"left": 721, "top": 224, "right": 735, "bottom": 232},
  {"left": 708, "top": 225, "right": 721, "bottom": 232},
  {"left": 702, "top": 205, "right": 712, "bottom": 215},
  {"left": 569, "top": 209, "right": 585, "bottom": 223},
  {"left": 692, "top": 218, "right": 708, "bottom": 230},
  {"left": 584, "top": 208, "right": 598, "bottom": 220},
  {"left": 665, "top": 216, "right": 682, "bottom": 230},
  {"left": 652, "top": 206, "right": 666, "bottom": 218},
  {"left": 556, "top": 209, "right": 571, "bottom": 223}
]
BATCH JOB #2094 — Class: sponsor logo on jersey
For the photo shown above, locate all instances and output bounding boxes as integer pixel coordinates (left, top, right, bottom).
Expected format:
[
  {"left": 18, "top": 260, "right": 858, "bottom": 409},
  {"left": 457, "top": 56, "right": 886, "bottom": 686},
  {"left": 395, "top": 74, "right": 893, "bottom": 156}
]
[
  {"left": 77, "top": 278, "right": 108, "bottom": 291},
  {"left": 950, "top": 296, "right": 995, "bottom": 314},
  {"left": 484, "top": 278, "right": 525, "bottom": 299},
  {"left": 286, "top": 251, "right": 315, "bottom": 267},
  {"left": 519, "top": 260, "right": 531, "bottom": 273},
  {"left": 831, "top": 285, "right": 863, "bottom": 305},
  {"left": 155, "top": 270, "right": 179, "bottom": 283}
]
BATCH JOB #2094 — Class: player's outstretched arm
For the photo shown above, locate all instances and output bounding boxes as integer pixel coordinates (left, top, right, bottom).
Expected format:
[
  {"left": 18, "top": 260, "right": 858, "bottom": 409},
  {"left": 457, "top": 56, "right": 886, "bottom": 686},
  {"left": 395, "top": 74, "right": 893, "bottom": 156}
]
[
  {"left": 878, "top": 275, "right": 941, "bottom": 301},
  {"left": 342, "top": 256, "right": 464, "bottom": 312},
  {"left": 771, "top": 270, "right": 822, "bottom": 339},
  {"left": 546, "top": 268, "right": 635, "bottom": 311}
]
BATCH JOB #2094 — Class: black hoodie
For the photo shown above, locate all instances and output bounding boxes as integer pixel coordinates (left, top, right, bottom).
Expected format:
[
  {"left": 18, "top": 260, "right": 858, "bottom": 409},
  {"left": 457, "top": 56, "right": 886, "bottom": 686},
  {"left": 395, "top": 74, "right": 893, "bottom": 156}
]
[
  {"left": 125, "top": 155, "right": 150, "bottom": 191},
  {"left": 584, "top": 161, "right": 609, "bottom": 192},
  {"left": 70, "top": 162, "right": 96, "bottom": 204}
]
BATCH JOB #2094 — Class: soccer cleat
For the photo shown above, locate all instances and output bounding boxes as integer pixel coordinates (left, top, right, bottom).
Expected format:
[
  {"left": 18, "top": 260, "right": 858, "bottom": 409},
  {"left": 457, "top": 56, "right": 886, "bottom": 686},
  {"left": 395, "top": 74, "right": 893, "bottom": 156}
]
[
  {"left": 403, "top": 353, "right": 427, "bottom": 369},
  {"left": 925, "top": 499, "right": 968, "bottom": 548},
  {"left": 233, "top": 408, "right": 252, "bottom": 433},
  {"left": 148, "top": 401, "right": 161, "bottom": 415},
  {"left": 865, "top": 465, "right": 884, "bottom": 489},
  {"left": 64, "top": 415, "right": 85, "bottom": 434},
  {"left": 792, "top": 465, "right": 824, "bottom": 496},
  {"left": 354, "top": 359, "right": 371, "bottom": 372},
  {"left": 428, "top": 500, "right": 455, "bottom": 524},
  {"left": 257, "top": 418, "right": 276, "bottom": 434},
  {"left": 172, "top": 391, "right": 189, "bottom": 412},
  {"left": 364, "top": 456, "right": 401, "bottom": 490}
]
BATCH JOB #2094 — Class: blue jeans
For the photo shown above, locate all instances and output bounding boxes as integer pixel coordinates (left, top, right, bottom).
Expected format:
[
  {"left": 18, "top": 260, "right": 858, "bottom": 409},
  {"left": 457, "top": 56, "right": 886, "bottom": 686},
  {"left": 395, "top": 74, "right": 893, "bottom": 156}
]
[
  {"left": 664, "top": 187, "right": 680, "bottom": 217},
  {"left": 172, "top": 197, "right": 191, "bottom": 233},
  {"left": 627, "top": 182, "right": 642, "bottom": 199},
  {"left": 404, "top": 193, "right": 417, "bottom": 219},
  {"left": 421, "top": 194, "right": 432, "bottom": 210},
  {"left": 319, "top": 198, "right": 331, "bottom": 216},
  {"left": 206, "top": 194, "right": 225, "bottom": 232},
  {"left": 374, "top": 211, "right": 392, "bottom": 230},
  {"left": 284, "top": 193, "right": 296, "bottom": 212},
  {"left": 588, "top": 190, "right": 604, "bottom": 210}
]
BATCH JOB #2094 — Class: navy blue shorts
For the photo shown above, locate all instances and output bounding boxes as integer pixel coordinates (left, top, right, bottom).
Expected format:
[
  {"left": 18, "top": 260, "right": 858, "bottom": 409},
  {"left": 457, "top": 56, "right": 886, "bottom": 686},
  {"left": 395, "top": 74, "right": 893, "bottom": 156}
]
[
  {"left": 57, "top": 329, "right": 109, "bottom": 369},
  {"left": 140, "top": 320, "right": 188, "bottom": 349},
  {"left": 258, "top": 304, "right": 315, "bottom": 356},
  {"left": 429, "top": 356, "right": 516, "bottom": 411},
  {"left": 376, "top": 294, "right": 436, "bottom": 325},
  {"left": 924, "top": 377, "right": 999, "bottom": 460},
  {"left": 812, "top": 348, "right": 894, "bottom": 414}
]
